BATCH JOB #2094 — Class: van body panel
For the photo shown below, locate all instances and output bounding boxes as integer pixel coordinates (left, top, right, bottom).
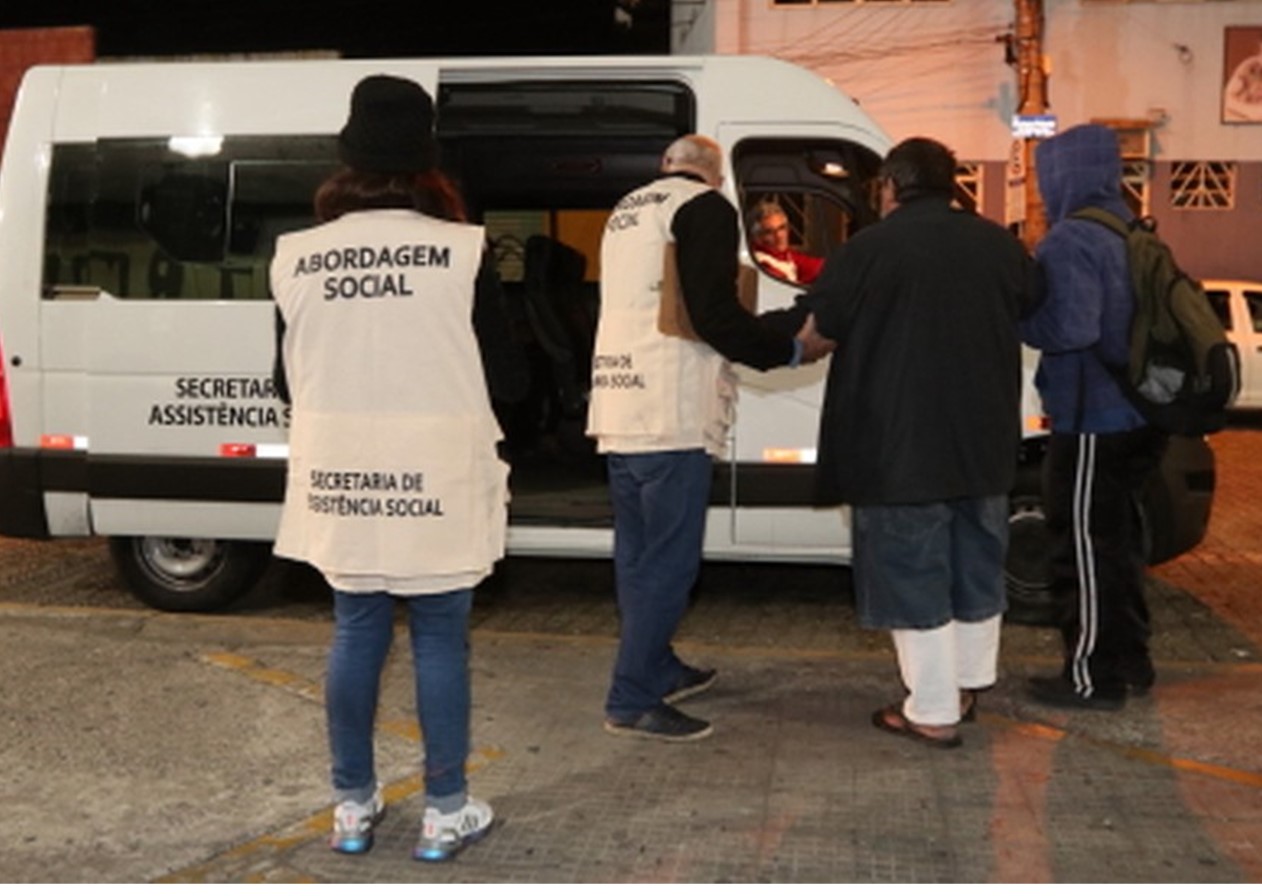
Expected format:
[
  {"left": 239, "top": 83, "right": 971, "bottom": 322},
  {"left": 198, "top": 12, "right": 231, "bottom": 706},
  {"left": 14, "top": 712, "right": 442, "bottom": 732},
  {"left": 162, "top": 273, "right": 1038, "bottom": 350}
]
[
  {"left": 2, "top": 70, "right": 58, "bottom": 454},
  {"left": 506, "top": 524, "right": 613, "bottom": 559},
  {"left": 90, "top": 498, "right": 280, "bottom": 540},
  {"left": 731, "top": 507, "right": 849, "bottom": 554},
  {"left": 504, "top": 507, "right": 846, "bottom": 564},
  {"left": 84, "top": 300, "right": 281, "bottom": 457},
  {"left": 43, "top": 490, "right": 90, "bottom": 536},
  {"left": 47, "top": 62, "right": 441, "bottom": 140},
  {"left": 716, "top": 120, "right": 884, "bottom": 550}
]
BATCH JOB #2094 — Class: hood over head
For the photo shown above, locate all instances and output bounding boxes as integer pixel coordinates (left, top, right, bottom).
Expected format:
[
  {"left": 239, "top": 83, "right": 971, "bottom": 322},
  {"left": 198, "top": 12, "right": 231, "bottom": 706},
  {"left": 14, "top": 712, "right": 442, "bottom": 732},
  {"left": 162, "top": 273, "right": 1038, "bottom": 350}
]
[{"left": 1035, "top": 123, "right": 1127, "bottom": 224}]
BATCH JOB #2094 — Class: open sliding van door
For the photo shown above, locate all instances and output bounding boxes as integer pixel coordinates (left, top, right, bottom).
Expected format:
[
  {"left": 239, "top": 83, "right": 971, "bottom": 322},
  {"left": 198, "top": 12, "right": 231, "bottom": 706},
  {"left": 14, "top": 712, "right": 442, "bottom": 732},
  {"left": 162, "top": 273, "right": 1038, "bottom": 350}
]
[{"left": 715, "top": 126, "right": 884, "bottom": 560}]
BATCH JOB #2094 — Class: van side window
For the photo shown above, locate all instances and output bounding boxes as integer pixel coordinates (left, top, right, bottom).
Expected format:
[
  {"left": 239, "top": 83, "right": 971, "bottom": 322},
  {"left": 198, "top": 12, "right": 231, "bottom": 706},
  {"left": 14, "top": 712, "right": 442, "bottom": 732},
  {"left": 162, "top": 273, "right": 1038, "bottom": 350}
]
[
  {"left": 43, "top": 136, "right": 337, "bottom": 301},
  {"left": 732, "top": 138, "right": 882, "bottom": 286}
]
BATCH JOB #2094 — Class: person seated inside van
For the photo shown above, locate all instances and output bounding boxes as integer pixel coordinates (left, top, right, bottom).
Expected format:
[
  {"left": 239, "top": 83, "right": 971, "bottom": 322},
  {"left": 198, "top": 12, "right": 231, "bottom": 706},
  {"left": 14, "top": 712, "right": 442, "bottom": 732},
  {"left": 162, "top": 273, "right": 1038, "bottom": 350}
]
[{"left": 747, "top": 200, "right": 823, "bottom": 285}]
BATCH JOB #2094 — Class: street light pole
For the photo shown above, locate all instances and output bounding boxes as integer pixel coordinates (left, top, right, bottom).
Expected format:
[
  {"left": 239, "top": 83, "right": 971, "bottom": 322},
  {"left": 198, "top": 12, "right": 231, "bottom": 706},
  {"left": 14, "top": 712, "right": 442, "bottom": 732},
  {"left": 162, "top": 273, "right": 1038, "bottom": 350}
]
[{"left": 1014, "top": 0, "right": 1048, "bottom": 248}]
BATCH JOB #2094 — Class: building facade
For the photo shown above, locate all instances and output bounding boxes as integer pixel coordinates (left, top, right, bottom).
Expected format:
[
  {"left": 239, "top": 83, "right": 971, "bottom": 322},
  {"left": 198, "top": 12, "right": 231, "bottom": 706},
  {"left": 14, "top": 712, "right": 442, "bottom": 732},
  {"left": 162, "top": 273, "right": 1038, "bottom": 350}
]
[{"left": 675, "top": 0, "right": 1262, "bottom": 281}]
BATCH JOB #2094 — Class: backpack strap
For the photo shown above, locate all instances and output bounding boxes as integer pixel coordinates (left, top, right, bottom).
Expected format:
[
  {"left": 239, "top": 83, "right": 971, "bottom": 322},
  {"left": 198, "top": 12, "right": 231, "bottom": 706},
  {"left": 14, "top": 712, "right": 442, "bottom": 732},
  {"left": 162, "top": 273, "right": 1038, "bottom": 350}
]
[{"left": 1069, "top": 206, "right": 1129, "bottom": 237}]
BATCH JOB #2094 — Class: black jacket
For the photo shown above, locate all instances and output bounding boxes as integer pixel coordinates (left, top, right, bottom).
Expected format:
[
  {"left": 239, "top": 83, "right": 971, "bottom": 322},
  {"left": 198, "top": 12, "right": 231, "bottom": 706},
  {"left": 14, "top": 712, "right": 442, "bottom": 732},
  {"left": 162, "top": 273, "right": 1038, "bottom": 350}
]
[{"left": 803, "top": 195, "right": 1032, "bottom": 506}]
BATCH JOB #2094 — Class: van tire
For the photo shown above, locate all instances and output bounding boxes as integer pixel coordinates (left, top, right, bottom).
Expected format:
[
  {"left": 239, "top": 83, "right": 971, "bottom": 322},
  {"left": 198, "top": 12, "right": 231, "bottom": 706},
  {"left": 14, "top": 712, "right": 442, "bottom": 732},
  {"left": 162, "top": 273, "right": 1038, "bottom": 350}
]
[
  {"left": 1003, "top": 494, "right": 1058, "bottom": 627},
  {"left": 109, "top": 536, "right": 270, "bottom": 612}
]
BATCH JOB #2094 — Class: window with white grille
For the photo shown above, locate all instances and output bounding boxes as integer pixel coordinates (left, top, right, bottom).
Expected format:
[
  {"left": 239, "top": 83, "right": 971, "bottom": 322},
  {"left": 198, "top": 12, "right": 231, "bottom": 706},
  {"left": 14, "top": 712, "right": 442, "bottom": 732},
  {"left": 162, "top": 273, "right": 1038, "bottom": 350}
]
[
  {"left": 1121, "top": 160, "right": 1150, "bottom": 218},
  {"left": 1090, "top": 120, "right": 1152, "bottom": 218},
  {"left": 954, "top": 162, "right": 982, "bottom": 212},
  {"left": 1169, "top": 161, "right": 1236, "bottom": 210}
]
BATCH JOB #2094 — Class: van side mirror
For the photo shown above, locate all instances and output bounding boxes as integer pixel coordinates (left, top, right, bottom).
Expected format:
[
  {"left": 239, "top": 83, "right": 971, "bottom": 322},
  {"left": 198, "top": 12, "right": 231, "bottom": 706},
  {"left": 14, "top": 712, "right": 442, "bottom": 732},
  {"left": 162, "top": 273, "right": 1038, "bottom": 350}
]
[{"left": 138, "top": 173, "right": 227, "bottom": 263}]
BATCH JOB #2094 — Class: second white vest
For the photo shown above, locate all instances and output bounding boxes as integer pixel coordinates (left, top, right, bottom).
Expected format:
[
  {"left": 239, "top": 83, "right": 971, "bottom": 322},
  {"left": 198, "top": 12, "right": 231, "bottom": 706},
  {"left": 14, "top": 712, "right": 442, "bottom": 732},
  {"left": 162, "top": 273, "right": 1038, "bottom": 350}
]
[{"left": 586, "top": 176, "right": 737, "bottom": 457}]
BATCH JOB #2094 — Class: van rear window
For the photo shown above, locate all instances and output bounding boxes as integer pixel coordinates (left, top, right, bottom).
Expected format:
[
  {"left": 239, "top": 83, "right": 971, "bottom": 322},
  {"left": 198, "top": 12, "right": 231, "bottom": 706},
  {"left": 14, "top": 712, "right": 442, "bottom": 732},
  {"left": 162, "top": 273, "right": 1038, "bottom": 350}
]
[{"left": 44, "top": 136, "right": 338, "bottom": 301}]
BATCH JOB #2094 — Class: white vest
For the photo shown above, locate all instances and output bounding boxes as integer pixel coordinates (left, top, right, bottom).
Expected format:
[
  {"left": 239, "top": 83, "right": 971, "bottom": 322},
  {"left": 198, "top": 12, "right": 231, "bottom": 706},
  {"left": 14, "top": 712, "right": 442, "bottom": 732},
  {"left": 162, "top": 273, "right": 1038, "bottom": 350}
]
[
  {"left": 270, "top": 209, "right": 507, "bottom": 594},
  {"left": 586, "top": 176, "right": 736, "bottom": 457}
]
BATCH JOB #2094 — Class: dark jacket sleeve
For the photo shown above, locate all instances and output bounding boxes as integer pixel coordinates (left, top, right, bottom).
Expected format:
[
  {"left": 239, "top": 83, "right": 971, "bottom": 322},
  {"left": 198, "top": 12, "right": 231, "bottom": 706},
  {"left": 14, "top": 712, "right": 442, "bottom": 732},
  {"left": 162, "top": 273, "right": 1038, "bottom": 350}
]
[
  {"left": 472, "top": 246, "right": 531, "bottom": 404},
  {"left": 671, "top": 191, "right": 797, "bottom": 371}
]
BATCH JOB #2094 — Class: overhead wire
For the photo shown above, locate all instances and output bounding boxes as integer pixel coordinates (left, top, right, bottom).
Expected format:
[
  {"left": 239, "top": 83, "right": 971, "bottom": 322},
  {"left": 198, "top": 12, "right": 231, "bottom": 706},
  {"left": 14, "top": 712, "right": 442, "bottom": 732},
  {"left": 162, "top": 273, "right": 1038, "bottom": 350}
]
[
  {"left": 744, "top": 6, "right": 1009, "bottom": 61},
  {"left": 731, "top": 7, "right": 1013, "bottom": 112}
]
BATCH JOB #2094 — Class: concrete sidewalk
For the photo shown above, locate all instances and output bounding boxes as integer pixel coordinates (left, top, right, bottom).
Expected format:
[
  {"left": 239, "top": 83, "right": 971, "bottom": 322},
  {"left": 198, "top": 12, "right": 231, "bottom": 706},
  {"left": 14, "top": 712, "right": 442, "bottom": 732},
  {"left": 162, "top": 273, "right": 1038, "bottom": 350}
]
[{"left": 2, "top": 600, "right": 1259, "bottom": 884}]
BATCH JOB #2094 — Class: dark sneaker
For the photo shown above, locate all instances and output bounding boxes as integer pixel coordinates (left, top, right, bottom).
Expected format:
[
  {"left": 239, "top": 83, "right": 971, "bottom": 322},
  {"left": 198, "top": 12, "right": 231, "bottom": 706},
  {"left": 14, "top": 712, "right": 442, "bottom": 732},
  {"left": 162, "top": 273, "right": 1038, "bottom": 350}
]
[
  {"left": 664, "top": 666, "right": 717, "bottom": 705},
  {"left": 603, "top": 704, "right": 713, "bottom": 742},
  {"left": 1026, "top": 675, "right": 1125, "bottom": 711}
]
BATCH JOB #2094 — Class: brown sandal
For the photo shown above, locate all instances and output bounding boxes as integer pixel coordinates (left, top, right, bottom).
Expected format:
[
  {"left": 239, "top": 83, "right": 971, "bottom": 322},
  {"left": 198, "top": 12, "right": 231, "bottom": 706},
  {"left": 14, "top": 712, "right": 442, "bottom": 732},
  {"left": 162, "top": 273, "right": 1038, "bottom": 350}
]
[{"left": 872, "top": 703, "right": 962, "bottom": 749}]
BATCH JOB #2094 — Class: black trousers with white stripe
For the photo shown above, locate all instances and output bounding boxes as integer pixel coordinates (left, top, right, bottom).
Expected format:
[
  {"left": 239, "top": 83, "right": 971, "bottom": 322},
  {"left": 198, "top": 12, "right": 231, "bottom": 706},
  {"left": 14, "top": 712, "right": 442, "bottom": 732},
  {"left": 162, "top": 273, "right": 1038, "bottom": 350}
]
[{"left": 1044, "top": 427, "right": 1167, "bottom": 698}]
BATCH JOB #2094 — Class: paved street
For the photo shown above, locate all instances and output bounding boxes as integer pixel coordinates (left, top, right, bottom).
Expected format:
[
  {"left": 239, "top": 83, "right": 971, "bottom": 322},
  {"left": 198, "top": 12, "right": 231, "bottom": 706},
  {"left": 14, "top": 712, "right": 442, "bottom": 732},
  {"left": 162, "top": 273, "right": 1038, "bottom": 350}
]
[{"left": 0, "top": 429, "right": 1260, "bottom": 884}]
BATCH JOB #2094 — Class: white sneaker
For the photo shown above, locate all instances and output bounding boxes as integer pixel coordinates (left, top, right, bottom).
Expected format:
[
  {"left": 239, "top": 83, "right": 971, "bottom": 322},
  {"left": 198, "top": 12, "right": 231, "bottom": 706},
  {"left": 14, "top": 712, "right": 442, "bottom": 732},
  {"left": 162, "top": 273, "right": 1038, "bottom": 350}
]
[
  {"left": 412, "top": 796, "right": 494, "bottom": 862},
  {"left": 329, "top": 785, "right": 385, "bottom": 854}
]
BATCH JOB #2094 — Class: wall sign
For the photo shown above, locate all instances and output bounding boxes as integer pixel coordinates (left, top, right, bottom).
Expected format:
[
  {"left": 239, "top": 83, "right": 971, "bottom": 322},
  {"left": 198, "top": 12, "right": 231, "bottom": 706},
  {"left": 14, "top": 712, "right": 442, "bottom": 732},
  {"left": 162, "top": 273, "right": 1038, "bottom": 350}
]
[{"left": 1223, "top": 26, "right": 1262, "bottom": 123}]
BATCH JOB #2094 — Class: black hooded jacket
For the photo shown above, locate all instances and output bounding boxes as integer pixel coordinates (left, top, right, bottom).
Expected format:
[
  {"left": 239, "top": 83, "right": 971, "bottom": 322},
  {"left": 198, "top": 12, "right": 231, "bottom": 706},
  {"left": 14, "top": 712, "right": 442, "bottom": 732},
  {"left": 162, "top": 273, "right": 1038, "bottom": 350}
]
[{"left": 803, "top": 194, "right": 1032, "bottom": 506}]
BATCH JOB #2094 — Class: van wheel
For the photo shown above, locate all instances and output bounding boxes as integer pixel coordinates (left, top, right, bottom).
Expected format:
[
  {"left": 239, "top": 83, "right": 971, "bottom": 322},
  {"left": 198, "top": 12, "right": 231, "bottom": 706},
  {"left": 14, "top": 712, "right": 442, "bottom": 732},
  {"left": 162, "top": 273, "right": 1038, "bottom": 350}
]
[
  {"left": 1004, "top": 495, "right": 1058, "bottom": 627},
  {"left": 109, "top": 536, "right": 270, "bottom": 612}
]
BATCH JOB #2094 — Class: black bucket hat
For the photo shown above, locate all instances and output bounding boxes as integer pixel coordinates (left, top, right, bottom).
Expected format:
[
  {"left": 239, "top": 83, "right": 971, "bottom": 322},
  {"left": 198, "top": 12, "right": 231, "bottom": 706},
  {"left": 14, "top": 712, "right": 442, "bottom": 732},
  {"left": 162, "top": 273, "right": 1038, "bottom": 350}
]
[{"left": 338, "top": 74, "right": 437, "bottom": 174}]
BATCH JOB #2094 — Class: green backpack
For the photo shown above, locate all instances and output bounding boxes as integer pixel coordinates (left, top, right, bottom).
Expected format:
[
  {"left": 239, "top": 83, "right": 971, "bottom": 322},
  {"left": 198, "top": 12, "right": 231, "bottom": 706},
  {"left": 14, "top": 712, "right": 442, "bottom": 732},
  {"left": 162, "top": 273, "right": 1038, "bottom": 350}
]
[{"left": 1072, "top": 207, "right": 1240, "bottom": 435}]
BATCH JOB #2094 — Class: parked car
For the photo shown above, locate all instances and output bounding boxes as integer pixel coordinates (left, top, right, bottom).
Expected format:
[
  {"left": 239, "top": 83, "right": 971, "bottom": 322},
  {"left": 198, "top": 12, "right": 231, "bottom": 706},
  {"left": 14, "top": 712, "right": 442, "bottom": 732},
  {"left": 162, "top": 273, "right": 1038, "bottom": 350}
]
[{"left": 1203, "top": 279, "right": 1262, "bottom": 410}]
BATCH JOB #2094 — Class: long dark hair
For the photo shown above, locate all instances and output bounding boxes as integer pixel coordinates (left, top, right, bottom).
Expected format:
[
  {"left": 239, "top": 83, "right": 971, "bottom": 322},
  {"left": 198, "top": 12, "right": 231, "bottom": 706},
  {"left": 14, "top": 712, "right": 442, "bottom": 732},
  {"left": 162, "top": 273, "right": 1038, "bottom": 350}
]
[{"left": 314, "top": 168, "right": 469, "bottom": 224}]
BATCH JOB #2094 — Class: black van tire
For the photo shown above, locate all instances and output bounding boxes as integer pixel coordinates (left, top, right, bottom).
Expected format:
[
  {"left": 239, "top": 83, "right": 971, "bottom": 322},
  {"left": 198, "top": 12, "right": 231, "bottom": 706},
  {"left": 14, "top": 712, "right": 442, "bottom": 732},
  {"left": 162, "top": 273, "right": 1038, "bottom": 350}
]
[
  {"left": 109, "top": 536, "right": 270, "bottom": 612},
  {"left": 1003, "top": 494, "right": 1058, "bottom": 627},
  {"left": 1003, "top": 488, "right": 1160, "bottom": 629}
]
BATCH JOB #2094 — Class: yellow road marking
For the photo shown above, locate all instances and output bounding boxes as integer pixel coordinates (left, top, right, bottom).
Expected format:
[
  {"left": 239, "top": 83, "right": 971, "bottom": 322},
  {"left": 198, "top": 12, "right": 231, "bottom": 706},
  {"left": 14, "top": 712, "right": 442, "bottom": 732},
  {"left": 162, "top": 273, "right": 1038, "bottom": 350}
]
[
  {"left": 162, "top": 652, "right": 505, "bottom": 883},
  {"left": 986, "top": 716, "right": 1067, "bottom": 742},
  {"left": 983, "top": 711, "right": 1262, "bottom": 789},
  {"left": 202, "top": 651, "right": 323, "bottom": 702}
]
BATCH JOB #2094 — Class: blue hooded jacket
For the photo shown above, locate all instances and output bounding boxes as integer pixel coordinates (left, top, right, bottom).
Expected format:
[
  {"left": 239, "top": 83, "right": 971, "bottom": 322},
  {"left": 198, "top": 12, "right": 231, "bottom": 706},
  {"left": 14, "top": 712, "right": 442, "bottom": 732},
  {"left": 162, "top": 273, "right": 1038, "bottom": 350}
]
[{"left": 1020, "top": 124, "right": 1147, "bottom": 433}]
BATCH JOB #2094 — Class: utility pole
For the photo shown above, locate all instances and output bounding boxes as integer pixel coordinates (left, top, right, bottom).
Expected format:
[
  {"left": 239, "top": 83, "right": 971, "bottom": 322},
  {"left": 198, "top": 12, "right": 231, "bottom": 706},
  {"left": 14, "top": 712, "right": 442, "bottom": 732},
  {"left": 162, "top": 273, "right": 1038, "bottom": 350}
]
[{"left": 1012, "top": 0, "right": 1049, "bottom": 248}]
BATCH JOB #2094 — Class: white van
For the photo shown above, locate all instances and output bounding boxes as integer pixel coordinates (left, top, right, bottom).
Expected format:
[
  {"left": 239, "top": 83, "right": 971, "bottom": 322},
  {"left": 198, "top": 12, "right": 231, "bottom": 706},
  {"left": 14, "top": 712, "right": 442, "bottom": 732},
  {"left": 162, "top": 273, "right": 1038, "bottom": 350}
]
[{"left": 0, "top": 56, "right": 1214, "bottom": 613}]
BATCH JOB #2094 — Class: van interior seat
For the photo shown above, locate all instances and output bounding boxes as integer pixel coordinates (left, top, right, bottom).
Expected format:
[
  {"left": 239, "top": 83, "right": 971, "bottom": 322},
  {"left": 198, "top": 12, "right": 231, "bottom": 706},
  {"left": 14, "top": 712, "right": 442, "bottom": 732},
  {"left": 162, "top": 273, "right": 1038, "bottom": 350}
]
[{"left": 522, "top": 234, "right": 594, "bottom": 421}]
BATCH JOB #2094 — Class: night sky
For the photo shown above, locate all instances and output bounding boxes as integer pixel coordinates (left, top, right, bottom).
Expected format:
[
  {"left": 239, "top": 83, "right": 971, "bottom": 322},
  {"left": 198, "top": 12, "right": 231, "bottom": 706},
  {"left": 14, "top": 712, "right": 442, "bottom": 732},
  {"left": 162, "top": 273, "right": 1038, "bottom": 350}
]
[{"left": 0, "top": 1, "right": 670, "bottom": 58}]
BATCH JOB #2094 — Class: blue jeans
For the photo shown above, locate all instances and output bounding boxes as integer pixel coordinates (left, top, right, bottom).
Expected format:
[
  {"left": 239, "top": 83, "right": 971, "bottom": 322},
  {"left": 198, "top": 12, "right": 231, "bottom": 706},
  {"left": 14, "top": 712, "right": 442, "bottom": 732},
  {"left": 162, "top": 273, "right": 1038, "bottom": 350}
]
[
  {"left": 604, "top": 449, "right": 712, "bottom": 721},
  {"left": 852, "top": 495, "right": 1009, "bottom": 630},
  {"left": 326, "top": 588, "right": 472, "bottom": 811}
]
